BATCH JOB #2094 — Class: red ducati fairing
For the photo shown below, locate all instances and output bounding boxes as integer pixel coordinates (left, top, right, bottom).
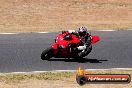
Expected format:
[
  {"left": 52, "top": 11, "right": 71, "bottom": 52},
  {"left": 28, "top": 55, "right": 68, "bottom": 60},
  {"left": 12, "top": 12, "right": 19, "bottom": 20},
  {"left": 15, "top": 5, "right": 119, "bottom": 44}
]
[{"left": 52, "top": 32, "right": 81, "bottom": 57}]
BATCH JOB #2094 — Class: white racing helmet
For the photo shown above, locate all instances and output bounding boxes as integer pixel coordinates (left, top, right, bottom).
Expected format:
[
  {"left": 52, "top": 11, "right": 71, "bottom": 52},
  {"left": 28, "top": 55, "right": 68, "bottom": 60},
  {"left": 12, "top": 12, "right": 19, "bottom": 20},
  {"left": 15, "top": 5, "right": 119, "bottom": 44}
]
[{"left": 78, "top": 26, "right": 88, "bottom": 37}]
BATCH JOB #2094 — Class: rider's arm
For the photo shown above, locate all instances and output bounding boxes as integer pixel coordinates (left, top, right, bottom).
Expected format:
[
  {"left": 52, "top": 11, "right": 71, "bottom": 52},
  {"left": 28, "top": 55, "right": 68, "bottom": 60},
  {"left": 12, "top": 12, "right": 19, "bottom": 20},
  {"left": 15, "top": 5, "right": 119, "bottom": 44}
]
[{"left": 84, "top": 32, "right": 92, "bottom": 47}]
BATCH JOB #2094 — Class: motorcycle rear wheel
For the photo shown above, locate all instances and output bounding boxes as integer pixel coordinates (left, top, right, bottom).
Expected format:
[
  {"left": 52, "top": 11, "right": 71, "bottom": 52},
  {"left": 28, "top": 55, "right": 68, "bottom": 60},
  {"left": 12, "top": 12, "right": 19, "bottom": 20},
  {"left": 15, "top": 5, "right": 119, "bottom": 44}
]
[{"left": 41, "top": 47, "right": 53, "bottom": 60}]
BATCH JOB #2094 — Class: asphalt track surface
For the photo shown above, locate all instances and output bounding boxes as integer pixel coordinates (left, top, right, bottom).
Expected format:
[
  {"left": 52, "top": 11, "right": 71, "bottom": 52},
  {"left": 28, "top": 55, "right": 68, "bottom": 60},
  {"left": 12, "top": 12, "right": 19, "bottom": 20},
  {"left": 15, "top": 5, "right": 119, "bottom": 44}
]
[{"left": 0, "top": 30, "right": 132, "bottom": 73}]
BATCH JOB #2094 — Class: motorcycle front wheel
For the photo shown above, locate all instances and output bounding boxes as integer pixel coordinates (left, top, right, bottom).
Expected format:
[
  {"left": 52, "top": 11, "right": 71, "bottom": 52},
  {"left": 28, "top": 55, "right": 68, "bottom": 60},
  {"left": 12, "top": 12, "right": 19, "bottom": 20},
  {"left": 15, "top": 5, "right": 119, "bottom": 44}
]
[{"left": 41, "top": 47, "right": 53, "bottom": 60}]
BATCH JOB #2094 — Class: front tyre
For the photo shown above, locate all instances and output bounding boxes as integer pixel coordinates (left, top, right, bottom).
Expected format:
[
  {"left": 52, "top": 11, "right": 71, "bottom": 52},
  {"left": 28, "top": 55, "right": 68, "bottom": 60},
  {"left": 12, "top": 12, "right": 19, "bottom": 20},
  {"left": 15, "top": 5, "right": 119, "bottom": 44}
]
[{"left": 41, "top": 47, "right": 53, "bottom": 60}]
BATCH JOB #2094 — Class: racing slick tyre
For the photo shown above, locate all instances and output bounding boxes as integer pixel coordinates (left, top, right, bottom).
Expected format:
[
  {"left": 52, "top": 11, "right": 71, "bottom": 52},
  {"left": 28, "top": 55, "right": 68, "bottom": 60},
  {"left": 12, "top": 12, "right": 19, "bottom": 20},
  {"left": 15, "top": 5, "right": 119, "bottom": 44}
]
[
  {"left": 79, "top": 45, "right": 92, "bottom": 58},
  {"left": 76, "top": 75, "right": 87, "bottom": 85},
  {"left": 41, "top": 47, "right": 53, "bottom": 60}
]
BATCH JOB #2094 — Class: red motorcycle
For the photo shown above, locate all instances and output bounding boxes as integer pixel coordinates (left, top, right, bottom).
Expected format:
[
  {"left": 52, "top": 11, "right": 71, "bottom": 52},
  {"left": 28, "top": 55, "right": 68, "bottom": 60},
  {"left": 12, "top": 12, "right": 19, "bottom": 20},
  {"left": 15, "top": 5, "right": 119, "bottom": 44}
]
[{"left": 41, "top": 31, "right": 100, "bottom": 60}]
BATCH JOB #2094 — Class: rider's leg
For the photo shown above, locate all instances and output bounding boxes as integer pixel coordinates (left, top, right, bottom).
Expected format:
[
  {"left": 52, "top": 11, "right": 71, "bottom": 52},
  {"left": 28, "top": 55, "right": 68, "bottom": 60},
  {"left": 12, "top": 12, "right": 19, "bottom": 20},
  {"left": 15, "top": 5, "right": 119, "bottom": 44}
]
[{"left": 77, "top": 45, "right": 87, "bottom": 51}]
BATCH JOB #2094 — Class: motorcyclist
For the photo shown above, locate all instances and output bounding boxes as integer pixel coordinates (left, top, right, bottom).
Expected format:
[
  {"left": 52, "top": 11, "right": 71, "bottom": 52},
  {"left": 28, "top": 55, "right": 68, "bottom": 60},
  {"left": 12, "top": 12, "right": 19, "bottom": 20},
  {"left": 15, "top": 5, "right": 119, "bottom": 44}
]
[
  {"left": 68, "top": 26, "right": 92, "bottom": 51},
  {"left": 78, "top": 26, "right": 92, "bottom": 46}
]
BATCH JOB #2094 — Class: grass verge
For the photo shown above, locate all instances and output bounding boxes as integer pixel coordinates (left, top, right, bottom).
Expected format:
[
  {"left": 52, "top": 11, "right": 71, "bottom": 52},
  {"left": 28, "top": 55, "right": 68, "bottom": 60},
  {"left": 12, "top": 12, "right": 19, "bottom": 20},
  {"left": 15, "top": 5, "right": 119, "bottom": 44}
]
[
  {"left": 0, "top": 69, "right": 132, "bottom": 83},
  {"left": 0, "top": 69, "right": 132, "bottom": 88}
]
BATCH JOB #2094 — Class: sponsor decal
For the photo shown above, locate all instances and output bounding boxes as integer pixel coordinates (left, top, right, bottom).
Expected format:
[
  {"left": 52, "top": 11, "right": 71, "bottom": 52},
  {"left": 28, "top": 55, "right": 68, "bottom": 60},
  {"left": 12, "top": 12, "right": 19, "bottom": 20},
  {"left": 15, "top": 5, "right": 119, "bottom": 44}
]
[{"left": 76, "top": 66, "right": 131, "bottom": 85}]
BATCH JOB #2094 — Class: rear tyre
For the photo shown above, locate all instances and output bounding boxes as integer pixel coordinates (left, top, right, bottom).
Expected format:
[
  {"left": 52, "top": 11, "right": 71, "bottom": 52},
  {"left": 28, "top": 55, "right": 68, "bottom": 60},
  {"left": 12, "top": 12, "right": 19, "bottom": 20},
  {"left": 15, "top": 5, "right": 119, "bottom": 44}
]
[{"left": 41, "top": 47, "right": 53, "bottom": 60}]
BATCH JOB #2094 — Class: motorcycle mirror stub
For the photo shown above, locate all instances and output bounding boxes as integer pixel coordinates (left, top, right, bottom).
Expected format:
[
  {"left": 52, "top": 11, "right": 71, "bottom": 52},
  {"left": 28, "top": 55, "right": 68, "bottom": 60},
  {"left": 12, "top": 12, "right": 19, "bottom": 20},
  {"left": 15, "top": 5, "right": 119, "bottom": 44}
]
[{"left": 68, "top": 30, "right": 76, "bottom": 33}]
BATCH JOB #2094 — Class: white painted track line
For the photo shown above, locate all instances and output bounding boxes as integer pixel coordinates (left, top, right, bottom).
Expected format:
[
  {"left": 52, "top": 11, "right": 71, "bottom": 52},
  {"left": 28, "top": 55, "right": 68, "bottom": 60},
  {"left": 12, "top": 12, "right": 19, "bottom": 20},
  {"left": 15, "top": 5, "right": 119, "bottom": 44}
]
[
  {"left": 0, "top": 32, "right": 49, "bottom": 35},
  {"left": 1, "top": 29, "right": 132, "bottom": 35},
  {"left": 37, "top": 32, "right": 49, "bottom": 33},
  {"left": 0, "top": 33, "right": 18, "bottom": 34},
  {"left": 0, "top": 68, "right": 131, "bottom": 74},
  {"left": 95, "top": 30, "right": 117, "bottom": 31},
  {"left": 1, "top": 30, "right": 132, "bottom": 35}
]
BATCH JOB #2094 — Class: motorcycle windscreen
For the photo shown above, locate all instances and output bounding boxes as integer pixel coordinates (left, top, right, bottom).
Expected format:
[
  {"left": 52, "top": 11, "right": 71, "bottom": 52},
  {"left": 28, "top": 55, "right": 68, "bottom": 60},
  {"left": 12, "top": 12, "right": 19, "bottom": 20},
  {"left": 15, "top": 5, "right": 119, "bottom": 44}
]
[{"left": 91, "top": 35, "right": 100, "bottom": 44}]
